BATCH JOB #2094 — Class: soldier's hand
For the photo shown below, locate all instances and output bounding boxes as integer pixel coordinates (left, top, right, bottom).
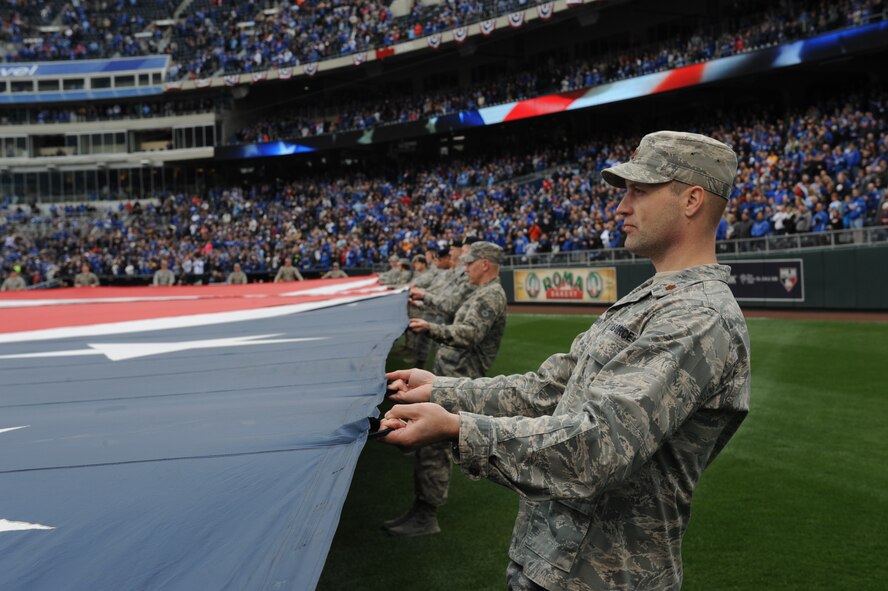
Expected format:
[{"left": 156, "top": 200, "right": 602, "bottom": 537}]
[
  {"left": 385, "top": 368, "right": 434, "bottom": 403},
  {"left": 378, "top": 403, "right": 460, "bottom": 450},
  {"left": 408, "top": 318, "right": 430, "bottom": 333},
  {"left": 409, "top": 286, "right": 425, "bottom": 301}
]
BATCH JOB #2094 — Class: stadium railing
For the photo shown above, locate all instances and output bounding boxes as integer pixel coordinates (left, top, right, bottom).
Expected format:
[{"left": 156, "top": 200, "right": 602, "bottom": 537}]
[{"left": 501, "top": 226, "right": 888, "bottom": 269}]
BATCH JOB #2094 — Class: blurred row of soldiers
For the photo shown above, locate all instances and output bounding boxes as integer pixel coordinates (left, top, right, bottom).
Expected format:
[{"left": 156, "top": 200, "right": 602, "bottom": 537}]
[
  {"left": 377, "top": 238, "right": 509, "bottom": 536},
  {"left": 377, "top": 237, "right": 496, "bottom": 370}
]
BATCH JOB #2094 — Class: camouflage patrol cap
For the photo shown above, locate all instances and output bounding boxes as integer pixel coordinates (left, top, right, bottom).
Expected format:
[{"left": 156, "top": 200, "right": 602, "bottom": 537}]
[
  {"left": 601, "top": 131, "right": 738, "bottom": 199},
  {"left": 461, "top": 241, "right": 504, "bottom": 265},
  {"left": 412, "top": 254, "right": 426, "bottom": 263}
]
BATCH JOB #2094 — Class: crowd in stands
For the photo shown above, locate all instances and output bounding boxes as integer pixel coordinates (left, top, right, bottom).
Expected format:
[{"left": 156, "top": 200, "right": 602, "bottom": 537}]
[
  {"left": 231, "top": 0, "right": 887, "bottom": 143},
  {"left": 2, "top": 0, "right": 175, "bottom": 62},
  {"left": 0, "top": 98, "right": 222, "bottom": 126},
  {"left": 3, "top": 0, "right": 885, "bottom": 84},
  {"left": 2, "top": 90, "right": 886, "bottom": 287},
  {"left": 3, "top": 0, "right": 882, "bottom": 143}
]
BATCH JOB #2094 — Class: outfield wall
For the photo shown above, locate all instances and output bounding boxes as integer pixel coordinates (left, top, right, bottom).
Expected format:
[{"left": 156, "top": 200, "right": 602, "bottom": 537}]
[{"left": 501, "top": 244, "right": 888, "bottom": 311}]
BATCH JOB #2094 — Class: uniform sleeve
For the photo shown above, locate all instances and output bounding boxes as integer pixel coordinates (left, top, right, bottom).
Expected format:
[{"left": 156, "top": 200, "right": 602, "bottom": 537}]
[
  {"left": 431, "top": 349, "right": 576, "bottom": 418},
  {"left": 425, "top": 279, "right": 475, "bottom": 318},
  {"left": 296, "top": 269, "right": 304, "bottom": 281},
  {"left": 427, "top": 289, "right": 505, "bottom": 348},
  {"left": 453, "top": 306, "right": 731, "bottom": 501},
  {"left": 274, "top": 269, "right": 283, "bottom": 282}
]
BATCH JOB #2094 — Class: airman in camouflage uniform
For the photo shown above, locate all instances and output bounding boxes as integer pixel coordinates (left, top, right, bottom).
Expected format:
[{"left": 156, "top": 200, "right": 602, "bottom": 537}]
[
  {"left": 384, "top": 241, "right": 508, "bottom": 537},
  {"left": 73, "top": 263, "right": 100, "bottom": 287},
  {"left": 378, "top": 255, "right": 413, "bottom": 287},
  {"left": 404, "top": 255, "right": 439, "bottom": 362},
  {"left": 274, "top": 259, "right": 304, "bottom": 282},
  {"left": 226, "top": 263, "right": 248, "bottom": 284},
  {"left": 152, "top": 260, "right": 176, "bottom": 286},
  {"left": 321, "top": 262, "right": 348, "bottom": 279},
  {"left": 377, "top": 254, "right": 401, "bottom": 285},
  {"left": 410, "top": 243, "right": 478, "bottom": 366},
  {"left": 1, "top": 267, "right": 26, "bottom": 291},
  {"left": 420, "top": 241, "right": 476, "bottom": 321},
  {"left": 381, "top": 131, "right": 751, "bottom": 590},
  {"left": 398, "top": 259, "right": 414, "bottom": 285}
]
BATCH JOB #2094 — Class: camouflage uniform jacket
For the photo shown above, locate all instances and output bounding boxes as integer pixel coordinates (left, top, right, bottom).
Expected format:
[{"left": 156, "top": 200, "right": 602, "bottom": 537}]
[
  {"left": 152, "top": 269, "right": 175, "bottom": 286},
  {"left": 423, "top": 266, "right": 453, "bottom": 295},
  {"left": 412, "top": 267, "right": 439, "bottom": 290},
  {"left": 424, "top": 269, "right": 477, "bottom": 321},
  {"left": 379, "top": 268, "right": 412, "bottom": 287},
  {"left": 227, "top": 271, "right": 248, "bottom": 284},
  {"left": 431, "top": 265, "right": 750, "bottom": 590},
  {"left": 1, "top": 275, "right": 26, "bottom": 291},
  {"left": 274, "top": 266, "right": 304, "bottom": 282},
  {"left": 74, "top": 272, "right": 99, "bottom": 287},
  {"left": 428, "top": 277, "right": 508, "bottom": 379},
  {"left": 408, "top": 267, "right": 439, "bottom": 318},
  {"left": 376, "top": 268, "right": 396, "bottom": 284}
]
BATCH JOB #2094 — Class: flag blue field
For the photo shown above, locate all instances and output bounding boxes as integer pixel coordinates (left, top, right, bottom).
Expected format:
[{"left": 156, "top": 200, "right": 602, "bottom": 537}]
[{"left": 0, "top": 283, "right": 406, "bottom": 591}]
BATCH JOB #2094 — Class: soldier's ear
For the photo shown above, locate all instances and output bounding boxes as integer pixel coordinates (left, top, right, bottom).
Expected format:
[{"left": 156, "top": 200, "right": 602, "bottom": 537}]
[{"left": 683, "top": 185, "right": 707, "bottom": 219}]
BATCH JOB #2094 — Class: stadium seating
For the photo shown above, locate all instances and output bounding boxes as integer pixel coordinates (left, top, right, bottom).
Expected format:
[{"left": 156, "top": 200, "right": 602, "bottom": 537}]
[
  {"left": 3, "top": 0, "right": 884, "bottom": 82},
  {"left": 2, "top": 89, "right": 885, "bottom": 285}
]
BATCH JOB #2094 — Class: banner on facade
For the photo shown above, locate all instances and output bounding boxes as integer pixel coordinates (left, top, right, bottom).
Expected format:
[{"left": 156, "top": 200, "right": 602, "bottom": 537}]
[{"left": 514, "top": 267, "right": 617, "bottom": 304}]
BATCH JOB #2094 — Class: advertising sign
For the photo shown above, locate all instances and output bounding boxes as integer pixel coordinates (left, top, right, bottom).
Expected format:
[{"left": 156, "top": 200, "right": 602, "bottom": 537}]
[
  {"left": 514, "top": 267, "right": 617, "bottom": 304},
  {"left": 726, "top": 259, "right": 804, "bottom": 301}
]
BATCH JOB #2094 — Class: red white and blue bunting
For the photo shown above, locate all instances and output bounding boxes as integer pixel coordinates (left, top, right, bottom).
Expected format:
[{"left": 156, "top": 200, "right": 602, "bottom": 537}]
[
  {"left": 508, "top": 11, "right": 525, "bottom": 28},
  {"left": 428, "top": 33, "right": 442, "bottom": 49},
  {"left": 352, "top": 52, "right": 367, "bottom": 66},
  {"left": 278, "top": 68, "right": 293, "bottom": 80},
  {"left": 537, "top": 2, "right": 554, "bottom": 20},
  {"left": 195, "top": 78, "right": 212, "bottom": 88},
  {"left": 454, "top": 27, "right": 469, "bottom": 44},
  {"left": 565, "top": 0, "right": 583, "bottom": 6},
  {"left": 251, "top": 71, "right": 267, "bottom": 84},
  {"left": 164, "top": 81, "right": 183, "bottom": 91},
  {"left": 224, "top": 74, "right": 240, "bottom": 87},
  {"left": 303, "top": 62, "right": 318, "bottom": 77},
  {"left": 480, "top": 19, "right": 496, "bottom": 36}
]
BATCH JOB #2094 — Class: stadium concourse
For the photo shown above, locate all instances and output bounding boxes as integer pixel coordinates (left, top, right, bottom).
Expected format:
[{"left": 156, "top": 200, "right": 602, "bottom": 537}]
[{"left": 0, "top": 277, "right": 407, "bottom": 591}]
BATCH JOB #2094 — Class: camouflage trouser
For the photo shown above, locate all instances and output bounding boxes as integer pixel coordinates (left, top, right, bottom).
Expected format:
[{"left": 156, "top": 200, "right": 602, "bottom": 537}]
[
  {"left": 506, "top": 561, "right": 547, "bottom": 591},
  {"left": 404, "top": 304, "right": 423, "bottom": 356},
  {"left": 416, "top": 312, "right": 445, "bottom": 368},
  {"left": 412, "top": 332, "right": 432, "bottom": 367},
  {"left": 413, "top": 441, "right": 452, "bottom": 507},
  {"left": 412, "top": 324, "right": 478, "bottom": 508},
  {"left": 401, "top": 305, "right": 434, "bottom": 367}
]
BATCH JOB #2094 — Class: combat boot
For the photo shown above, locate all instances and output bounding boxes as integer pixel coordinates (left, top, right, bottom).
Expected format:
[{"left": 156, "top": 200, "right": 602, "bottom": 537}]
[
  {"left": 386, "top": 501, "right": 440, "bottom": 537},
  {"left": 381, "top": 501, "right": 418, "bottom": 530}
]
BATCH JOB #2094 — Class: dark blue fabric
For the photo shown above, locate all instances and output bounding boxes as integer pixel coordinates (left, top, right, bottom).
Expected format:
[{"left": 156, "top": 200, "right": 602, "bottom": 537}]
[{"left": 0, "top": 293, "right": 407, "bottom": 590}]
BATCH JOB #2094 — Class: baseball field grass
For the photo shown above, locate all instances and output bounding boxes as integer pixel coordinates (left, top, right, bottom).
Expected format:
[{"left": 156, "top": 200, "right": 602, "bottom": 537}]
[{"left": 317, "top": 313, "right": 888, "bottom": 591}]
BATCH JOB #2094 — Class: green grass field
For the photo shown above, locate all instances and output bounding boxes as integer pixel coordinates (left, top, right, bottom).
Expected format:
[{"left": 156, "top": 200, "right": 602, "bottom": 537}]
[{"left": 318, "top": 314, "right": 888, "bottom": 590}]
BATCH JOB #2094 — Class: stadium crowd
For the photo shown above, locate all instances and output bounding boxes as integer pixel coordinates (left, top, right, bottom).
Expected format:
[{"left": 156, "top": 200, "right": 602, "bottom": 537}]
[
  {"left": 2, "top": 90, "right": 886, "bottom": 287},
  {"left": 2, "top": 0, "right": 882, "bottom": 137},
  {"left": 2, "top": 0, "right": 884, "bottom": 84},
  {"left": 0, "top": 98, "right": 221, "bottom": 126},
  {"left": 231, "top": 0, "right": 885, "bottom": 142},
  {"left": 1, "top": 0, "right": 175, "bottom": 62}
]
